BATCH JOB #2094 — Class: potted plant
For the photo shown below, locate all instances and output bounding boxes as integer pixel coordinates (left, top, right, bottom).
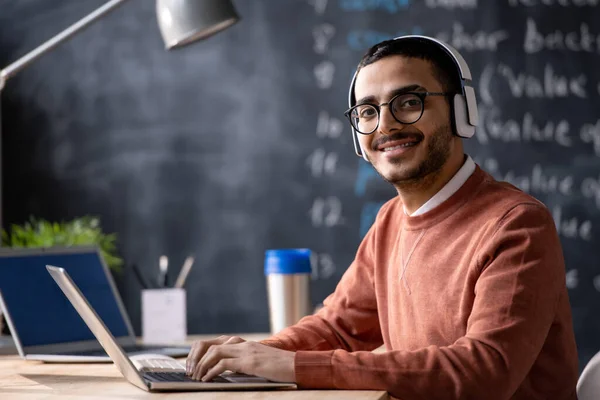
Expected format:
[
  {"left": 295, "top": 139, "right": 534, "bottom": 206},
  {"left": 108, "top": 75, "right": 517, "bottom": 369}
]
[
  {"left": 2, "top": 216, "right": 123, "bottom": 271},
  {"left": 0, "top": 216, "right": 123, "bottom": 335}
]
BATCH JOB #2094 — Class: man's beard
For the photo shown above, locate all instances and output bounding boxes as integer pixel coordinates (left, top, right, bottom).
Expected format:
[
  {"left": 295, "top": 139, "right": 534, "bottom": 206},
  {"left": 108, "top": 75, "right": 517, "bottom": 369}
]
[{"left": 374, "top": 123, "right": 453, "bottom": 187}]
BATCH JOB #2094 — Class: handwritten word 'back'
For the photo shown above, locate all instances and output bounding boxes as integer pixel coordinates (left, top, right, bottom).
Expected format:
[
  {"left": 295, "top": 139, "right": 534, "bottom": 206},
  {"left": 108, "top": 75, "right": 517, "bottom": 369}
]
[{"left": 525, "top": 19, "right": 600, "bottom": 54}]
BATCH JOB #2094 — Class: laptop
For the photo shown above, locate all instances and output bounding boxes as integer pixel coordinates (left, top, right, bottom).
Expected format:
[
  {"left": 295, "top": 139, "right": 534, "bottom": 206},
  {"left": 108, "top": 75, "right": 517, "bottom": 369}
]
[
  {"left": 0, "top": 246, "right": 189, "bottom": 362},
  {"left": 46, "top": 265, "right": 296, "bottom": 391}
]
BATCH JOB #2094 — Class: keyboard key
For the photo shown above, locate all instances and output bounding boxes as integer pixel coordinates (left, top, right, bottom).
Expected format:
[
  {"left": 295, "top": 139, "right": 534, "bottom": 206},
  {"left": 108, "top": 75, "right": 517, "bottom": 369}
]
[{"left": 144, "top": 372, "right": 230, "bottom": 383}]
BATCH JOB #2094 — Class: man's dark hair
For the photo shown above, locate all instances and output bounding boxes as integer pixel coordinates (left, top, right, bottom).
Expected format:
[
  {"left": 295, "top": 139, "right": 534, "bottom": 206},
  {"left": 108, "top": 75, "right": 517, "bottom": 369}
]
[{"left": 357, "top": 38, "right": 461, "bottom": 94}]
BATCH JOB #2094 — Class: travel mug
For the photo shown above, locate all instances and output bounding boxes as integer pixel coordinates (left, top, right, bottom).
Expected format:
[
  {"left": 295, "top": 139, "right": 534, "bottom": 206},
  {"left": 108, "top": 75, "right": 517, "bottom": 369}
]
[{"left": 264, "top": 249, "right": 312, "bottom": 334}]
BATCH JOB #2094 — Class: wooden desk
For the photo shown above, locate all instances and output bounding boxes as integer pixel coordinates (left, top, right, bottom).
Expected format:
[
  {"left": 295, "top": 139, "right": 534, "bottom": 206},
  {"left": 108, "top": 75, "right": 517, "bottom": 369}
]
[{"left": 0, "top": 334, "right": 389, "bottom": 400}]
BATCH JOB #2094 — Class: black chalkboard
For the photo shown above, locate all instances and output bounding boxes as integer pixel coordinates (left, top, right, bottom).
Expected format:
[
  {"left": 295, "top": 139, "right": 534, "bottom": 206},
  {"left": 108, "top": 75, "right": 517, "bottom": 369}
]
[{"left": 1, "top": 0, "right": 599, "bottom": 370}]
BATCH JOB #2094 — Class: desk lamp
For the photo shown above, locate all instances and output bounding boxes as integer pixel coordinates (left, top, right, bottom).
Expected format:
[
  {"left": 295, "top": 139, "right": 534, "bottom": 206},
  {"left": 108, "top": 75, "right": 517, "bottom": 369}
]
[{"left": 0, "top": 0, "right": 240, "bottom": 230}]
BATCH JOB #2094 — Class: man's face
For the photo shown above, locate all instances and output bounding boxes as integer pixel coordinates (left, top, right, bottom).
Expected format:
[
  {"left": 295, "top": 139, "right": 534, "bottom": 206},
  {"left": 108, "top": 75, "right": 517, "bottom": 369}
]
[{"left": 353, "top": 55, "right": 457, "bottom": 186}]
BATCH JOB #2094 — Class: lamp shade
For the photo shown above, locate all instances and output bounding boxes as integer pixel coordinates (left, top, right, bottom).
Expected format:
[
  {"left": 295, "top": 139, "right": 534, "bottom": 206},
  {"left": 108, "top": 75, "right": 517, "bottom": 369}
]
[{"left": 156, "top": 0, "right": 240, "bottom": 49}]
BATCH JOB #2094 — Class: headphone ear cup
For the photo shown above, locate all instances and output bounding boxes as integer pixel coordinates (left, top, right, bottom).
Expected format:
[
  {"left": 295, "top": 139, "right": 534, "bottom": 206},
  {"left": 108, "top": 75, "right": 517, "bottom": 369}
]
[{"left": 452, "top": 94, "right": 475, "bottom": 138}]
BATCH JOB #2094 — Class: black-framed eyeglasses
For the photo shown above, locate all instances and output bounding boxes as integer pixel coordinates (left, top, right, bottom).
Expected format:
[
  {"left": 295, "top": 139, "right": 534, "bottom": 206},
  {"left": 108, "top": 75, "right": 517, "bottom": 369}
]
[{"left": 344, "top": 92, "right": 453, "bottom": 135}]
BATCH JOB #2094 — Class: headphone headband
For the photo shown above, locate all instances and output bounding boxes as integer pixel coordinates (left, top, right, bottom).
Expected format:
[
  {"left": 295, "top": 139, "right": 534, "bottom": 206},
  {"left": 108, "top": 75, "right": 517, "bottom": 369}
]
[{"left": 348, "top": 35, "right": 472, "bottom": 106}]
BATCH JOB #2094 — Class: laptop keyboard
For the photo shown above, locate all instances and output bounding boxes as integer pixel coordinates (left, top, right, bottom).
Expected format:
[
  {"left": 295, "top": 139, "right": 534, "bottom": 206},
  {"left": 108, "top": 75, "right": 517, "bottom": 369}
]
[
  {"left": 135, "top": 358, "right": 184, "bottom": 371},
  {"left": 144, "top": 372, "right": 230, "bottom": 383}
]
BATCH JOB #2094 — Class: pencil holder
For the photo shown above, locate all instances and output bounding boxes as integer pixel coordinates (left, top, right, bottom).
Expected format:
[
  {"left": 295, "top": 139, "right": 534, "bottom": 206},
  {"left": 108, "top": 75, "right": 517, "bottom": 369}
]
[{"left": 141, "top": 288, "right": 187, "bottom": 344}]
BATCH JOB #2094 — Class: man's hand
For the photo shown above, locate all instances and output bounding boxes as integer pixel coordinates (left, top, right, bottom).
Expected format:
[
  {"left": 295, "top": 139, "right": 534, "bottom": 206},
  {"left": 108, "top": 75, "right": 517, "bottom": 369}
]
[{"left": 185, "top": 335, "right": 296, "bottom": 383}]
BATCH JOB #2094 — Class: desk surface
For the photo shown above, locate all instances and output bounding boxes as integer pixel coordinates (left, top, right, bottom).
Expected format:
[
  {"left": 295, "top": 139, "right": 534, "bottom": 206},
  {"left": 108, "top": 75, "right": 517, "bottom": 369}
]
[{"left": 0, "top": 334, "right": 389, "bottom": 400}]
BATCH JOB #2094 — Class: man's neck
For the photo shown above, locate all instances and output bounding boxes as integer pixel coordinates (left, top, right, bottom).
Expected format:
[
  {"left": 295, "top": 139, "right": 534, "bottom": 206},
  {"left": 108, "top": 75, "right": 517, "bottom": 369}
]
[{"left": 395, "top": 151, "right": 466, "bottom": 215}]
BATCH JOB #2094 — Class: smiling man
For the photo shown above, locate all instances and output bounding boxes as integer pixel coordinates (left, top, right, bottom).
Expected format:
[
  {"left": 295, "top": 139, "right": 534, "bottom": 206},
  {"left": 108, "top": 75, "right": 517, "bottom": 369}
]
[{"left": 185, "top": 36, "right": 579, "bottom": 399}]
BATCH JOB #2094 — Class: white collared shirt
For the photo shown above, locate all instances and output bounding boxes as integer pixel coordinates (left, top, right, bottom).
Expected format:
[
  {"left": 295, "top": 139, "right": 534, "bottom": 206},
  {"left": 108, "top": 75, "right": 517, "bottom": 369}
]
[{"left": 406, "top": 155, "right": 476, "bottom": 217}]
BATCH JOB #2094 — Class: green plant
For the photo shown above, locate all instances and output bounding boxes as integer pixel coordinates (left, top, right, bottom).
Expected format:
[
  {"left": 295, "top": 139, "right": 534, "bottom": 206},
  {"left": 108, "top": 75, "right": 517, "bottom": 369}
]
[{"left": 2, "top": 216, "right": 123, "bottom": 272}]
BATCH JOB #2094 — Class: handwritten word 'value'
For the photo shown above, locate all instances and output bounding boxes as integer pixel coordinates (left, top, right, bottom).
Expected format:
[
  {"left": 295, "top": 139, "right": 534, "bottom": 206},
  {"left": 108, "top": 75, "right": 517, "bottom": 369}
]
[
  {"left": 479, "top": 63, "right": 588, "bottom": 102},
  {"left": 475, "top": 106, "right": 572, "bottom": 147}
]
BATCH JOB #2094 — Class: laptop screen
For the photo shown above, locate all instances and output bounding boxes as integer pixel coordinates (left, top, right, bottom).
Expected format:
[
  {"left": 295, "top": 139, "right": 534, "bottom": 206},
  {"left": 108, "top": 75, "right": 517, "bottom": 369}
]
[{"left": 0, "top": 250, "right": 130, "bottom": 347}]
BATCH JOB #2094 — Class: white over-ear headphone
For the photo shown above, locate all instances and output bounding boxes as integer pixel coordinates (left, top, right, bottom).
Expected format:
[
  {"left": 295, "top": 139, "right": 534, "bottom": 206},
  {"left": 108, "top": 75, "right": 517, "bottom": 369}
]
[{"left": 347, "top": 35, "right": 479, "bottom": 160}]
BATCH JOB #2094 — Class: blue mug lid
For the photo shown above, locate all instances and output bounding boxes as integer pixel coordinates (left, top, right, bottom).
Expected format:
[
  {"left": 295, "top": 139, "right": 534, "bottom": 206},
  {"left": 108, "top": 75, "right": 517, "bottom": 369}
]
[{"left": 264, "top": 248, "right": 312, "bottom": 275}]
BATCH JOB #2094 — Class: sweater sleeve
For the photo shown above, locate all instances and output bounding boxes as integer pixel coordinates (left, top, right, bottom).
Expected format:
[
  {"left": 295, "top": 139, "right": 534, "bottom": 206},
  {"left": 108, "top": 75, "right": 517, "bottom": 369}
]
[
  {"left": 260, "top": 203, "right": 386, "bottom": 353},
  {"left": 293, "top": 203, "right": 568, "bottom": 400}
]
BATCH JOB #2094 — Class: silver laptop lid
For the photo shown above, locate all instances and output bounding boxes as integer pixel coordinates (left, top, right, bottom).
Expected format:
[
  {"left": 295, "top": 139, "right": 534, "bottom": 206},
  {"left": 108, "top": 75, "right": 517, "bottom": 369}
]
[
  {"left": 46, "top": 265, "right": 148, "bottom": 390},
  {"left": 0, "top": 246, "right": 137, "bottom": 356}
]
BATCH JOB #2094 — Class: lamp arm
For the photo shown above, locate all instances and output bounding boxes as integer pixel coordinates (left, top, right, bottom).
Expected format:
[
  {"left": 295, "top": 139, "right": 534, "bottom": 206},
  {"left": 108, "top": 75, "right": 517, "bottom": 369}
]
[{"left": 0, "top": 0, "right": 131, "bottom": 91}]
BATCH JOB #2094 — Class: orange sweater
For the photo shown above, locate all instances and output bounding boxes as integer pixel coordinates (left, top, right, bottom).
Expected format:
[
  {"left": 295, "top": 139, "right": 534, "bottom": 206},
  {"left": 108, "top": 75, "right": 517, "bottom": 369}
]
[{"left": 262, "top": 166, "right": 579, "bottom": 400}]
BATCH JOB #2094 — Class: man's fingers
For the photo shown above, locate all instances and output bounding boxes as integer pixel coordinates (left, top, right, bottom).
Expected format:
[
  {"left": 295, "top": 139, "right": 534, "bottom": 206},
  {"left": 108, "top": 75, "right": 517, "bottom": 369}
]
[
  {"left": 189, "top": 342, "right": 296, "bottom": 383},
  {"left": 193, "top": 345, "right": 227, "bottom": 380},
  {"left": 225, "top": 336, "right": 245, "bottom": 345},
  {"left": 186, "top": 336, "right": 236, "bottom": 375},
  {"left": 202, "top": 359, "right": 235, "bottom": 382},
  {"left": 185, "top": 343, "right": 200, "bottom": 375},
  {"left": 194, "top": 339, "right": 246, "bottom": 377},
  {"left": 193, "top": 342, "right": 245, "bottom": 380},
  {"left": 187, "top": 341, "right": 213, "bottom": 375}
]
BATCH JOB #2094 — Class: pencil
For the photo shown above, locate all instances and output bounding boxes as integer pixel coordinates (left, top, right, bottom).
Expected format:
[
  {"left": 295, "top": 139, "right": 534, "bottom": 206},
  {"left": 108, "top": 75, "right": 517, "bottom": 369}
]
[{"left": 174, "top": 256, "right": 195, "bottom": 288}]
